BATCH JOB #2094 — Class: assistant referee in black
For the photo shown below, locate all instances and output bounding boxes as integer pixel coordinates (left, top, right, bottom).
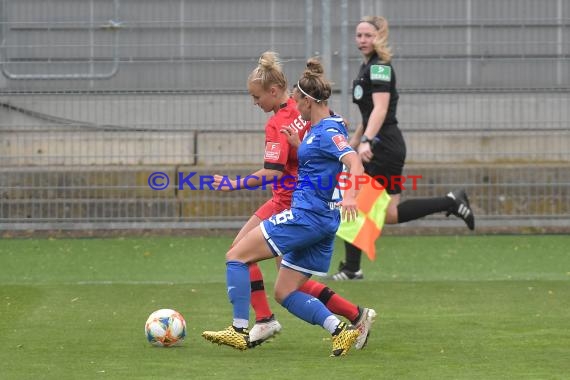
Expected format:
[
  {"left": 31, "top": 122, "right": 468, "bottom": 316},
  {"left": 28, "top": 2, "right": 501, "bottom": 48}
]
[{"left": 330, "top": 16, "right": 475, "bottom": 281}]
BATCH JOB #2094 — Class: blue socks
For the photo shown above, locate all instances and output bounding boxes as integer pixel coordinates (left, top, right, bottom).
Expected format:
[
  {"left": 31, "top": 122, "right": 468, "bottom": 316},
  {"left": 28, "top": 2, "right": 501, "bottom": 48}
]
[
  {"left": 226, "top": 260, "right": 250, "bottom": 323},
  {"left": 281, "top": 290, "right": 333, "bottom": 327},
  {"left": 227, "top": 261, "right": 338, "bottom": 331}
]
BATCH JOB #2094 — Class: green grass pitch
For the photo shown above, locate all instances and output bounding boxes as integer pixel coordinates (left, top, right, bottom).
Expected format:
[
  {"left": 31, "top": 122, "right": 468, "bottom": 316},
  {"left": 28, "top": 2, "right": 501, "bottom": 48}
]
[{"left": 1, "top": 235, "right": 569, "bottom": 379}]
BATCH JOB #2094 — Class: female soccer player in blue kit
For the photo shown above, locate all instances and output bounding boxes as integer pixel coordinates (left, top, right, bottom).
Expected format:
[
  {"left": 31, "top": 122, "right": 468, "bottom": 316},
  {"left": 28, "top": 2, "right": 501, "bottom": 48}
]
[{"left": 202, "top": 58, "right": 365, "bottom": 357}]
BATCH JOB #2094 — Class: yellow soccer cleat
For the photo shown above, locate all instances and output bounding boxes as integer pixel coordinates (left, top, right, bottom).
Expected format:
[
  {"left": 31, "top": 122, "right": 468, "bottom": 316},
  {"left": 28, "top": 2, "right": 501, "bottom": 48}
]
[
  {"left": 330, "top": 322, "right": 360, "bottom": 357},
  {"left": 202, "top": 326, "right": 251, "bottom": 351}
]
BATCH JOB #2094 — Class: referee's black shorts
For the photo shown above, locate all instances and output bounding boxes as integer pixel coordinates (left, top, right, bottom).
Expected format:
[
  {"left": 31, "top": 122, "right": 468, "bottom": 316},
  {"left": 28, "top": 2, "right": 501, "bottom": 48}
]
[{"left": 365, "top": 147, "right": 406, "bottom": 195}]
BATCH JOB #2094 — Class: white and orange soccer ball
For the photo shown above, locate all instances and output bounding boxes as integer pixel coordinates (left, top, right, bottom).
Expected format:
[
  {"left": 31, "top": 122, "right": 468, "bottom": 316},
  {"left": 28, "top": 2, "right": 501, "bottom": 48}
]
[{"left": 144, "top": 309, "right": 186, "bottom": 347}]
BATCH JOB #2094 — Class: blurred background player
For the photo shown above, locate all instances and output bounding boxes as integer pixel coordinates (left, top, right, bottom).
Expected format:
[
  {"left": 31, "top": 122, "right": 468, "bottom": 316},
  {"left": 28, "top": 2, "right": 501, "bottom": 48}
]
[
  {"left": 330, "top": 16, "right": 475, "bottom": 281},
  {"left": 211, "top": 51, "right": 375, "bottom": 348},
  {"left": 203, "top": 57, "right": 365, "bottom": 356}
]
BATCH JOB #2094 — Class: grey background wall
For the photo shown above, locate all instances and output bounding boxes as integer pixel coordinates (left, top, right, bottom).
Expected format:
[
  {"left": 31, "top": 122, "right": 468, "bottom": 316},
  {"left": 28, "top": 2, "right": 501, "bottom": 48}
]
[{"left": 1, "top": 0, "right": 569, "bottom": 230}]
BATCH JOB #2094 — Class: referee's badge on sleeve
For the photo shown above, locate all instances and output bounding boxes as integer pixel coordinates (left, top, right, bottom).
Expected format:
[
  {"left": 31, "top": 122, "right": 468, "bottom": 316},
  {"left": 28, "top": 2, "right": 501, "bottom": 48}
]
[
  {"left": 332, "top": 134, "right": 349, "bottom": 151},
  {"left": 264, "top": 142, "right": 281, "bottom": 160},
  {"left": 370, "top": 64, "right": 391, "bottom": 82}
]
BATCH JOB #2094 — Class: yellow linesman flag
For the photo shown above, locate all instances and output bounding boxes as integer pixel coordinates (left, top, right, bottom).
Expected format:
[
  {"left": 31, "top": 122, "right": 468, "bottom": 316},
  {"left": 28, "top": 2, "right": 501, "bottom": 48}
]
[{"left": 336, "top": 174, "right": 391, "bottom": 261}]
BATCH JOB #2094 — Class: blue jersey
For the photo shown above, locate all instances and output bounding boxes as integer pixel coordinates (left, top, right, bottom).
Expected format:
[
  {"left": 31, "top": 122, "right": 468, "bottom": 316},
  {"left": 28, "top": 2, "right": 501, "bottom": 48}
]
[
  {"left": 291, "top": 116, "right": 354, "bottom": 215},
  {"left": 261, "top": 116, "right": 355, "bottom": 276}
]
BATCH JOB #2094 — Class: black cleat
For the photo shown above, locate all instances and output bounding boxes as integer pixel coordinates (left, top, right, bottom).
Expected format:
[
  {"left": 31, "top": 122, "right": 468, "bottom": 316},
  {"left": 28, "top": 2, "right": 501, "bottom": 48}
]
[
  {"left": 328, "top": 261, "right": 364, "bottom": 281},
  {"left": 446, "top": 189, "right": 475, "bottom": 230}
]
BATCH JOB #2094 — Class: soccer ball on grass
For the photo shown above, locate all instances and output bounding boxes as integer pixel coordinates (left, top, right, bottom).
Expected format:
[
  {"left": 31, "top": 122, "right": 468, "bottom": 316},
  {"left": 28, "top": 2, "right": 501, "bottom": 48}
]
[{"left": 144, "top": 309, "right": 186, "bottom": 347}]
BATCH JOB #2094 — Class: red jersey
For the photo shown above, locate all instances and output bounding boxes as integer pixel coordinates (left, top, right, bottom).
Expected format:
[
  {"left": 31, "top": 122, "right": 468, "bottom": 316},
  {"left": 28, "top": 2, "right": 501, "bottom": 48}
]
[{"left": 263, "top": 97, "right": 310, "bottom": 211}]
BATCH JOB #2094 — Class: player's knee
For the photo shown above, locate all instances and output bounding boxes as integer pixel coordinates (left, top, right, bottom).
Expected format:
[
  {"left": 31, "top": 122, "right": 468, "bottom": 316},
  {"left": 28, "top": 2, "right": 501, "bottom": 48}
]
[
  {"left": 273, "top": 288, "right": 288, "bottom": 304},
  {"left": 385, "top": 203, "right": 399, "bottom": 224},
  {"left": 225, "top": 248, "right": 239, "bottom": 261},
  {"left": 385, "top": 208, "right": 398, "bottom": 224}
]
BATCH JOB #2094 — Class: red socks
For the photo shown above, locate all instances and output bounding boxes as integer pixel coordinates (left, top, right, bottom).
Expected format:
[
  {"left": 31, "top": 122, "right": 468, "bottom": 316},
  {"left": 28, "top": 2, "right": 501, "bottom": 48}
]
[
  {"left": 248, "top": 263, "right": 273, "bottom": 322},
  {"left": 246, "top": 260, "right": 358, "bottom": 322},
  {"left": 299, "top": 280, "right": 359, "bottom": 322}
]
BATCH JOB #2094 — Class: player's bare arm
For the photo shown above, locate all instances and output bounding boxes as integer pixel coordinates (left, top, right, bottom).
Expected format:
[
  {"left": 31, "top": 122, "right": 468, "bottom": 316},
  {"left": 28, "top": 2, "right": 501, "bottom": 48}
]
[
  {"left": 338, "top": 151, "right": 364, "bottom": 222},
  {"left": 358, "top": 92, "right": 389, "bottom": 163}
]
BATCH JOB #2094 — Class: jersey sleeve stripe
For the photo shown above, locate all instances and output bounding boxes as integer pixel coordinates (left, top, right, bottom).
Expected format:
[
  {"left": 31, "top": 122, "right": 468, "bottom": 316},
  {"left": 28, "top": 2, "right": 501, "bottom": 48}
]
[
  {"left": 264, "top": 162, "right": 286, "bottom": 171},
  {"left": 338, "top": 150, "right": 356, "bottom": 161}
]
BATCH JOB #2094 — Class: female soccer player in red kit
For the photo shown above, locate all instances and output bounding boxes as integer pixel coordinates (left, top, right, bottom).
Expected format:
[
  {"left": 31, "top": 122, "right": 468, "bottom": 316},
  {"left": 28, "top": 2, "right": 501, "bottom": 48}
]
[{"left": 211, "top": 51, "right": 375, "bottom": 349}]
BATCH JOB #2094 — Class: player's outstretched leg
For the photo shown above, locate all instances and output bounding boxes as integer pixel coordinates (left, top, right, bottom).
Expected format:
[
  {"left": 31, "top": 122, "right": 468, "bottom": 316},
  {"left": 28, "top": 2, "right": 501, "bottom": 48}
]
[
  {"left": 299, "top": 280, "right": 376, "bottom": 348},
  {"left": 446, "top": 188, "right": 475, "bottom": 230},
  {"left": 280, "top": 290, "right": 360, "bottom": 356},
  {"left": 202, "top": 261, "right": 257, "bottom": 351}
]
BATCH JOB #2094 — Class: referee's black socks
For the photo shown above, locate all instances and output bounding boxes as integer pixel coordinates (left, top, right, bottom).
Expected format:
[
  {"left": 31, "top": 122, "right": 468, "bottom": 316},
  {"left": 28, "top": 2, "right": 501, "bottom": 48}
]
[{"left": 397, "top": 197, "right": 455, "bottom": 224}]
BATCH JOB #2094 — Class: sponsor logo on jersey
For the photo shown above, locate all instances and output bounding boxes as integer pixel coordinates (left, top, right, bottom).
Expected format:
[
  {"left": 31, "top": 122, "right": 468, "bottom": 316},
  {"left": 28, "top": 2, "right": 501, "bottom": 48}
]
[
  {"left": 332, "top": 134, "right": 349, "bottom": 151},
  {"left": 306, "top": 134, "right": 315, "bottom": 144},
  {"left": 264, "top": 142, "right": 281, "bottom": 160},
  {"left": 289, "top": 114, "right": 307, "bottom": 132},
  {"left": 370, "top": 64, "right": 391, "bottom": 82}
]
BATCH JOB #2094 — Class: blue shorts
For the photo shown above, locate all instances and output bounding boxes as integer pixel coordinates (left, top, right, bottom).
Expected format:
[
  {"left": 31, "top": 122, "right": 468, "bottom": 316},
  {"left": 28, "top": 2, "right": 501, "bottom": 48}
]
[{"left": 260, "top": 208, "right": 340, "bottom": 276}]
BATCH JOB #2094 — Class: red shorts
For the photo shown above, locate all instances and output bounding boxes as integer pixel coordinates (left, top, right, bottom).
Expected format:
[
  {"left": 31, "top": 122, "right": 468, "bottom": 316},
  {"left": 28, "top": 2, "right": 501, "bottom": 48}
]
[{"left": 254, "top": 198, "right": 291, "bottom": 220}]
